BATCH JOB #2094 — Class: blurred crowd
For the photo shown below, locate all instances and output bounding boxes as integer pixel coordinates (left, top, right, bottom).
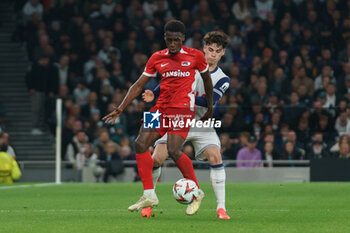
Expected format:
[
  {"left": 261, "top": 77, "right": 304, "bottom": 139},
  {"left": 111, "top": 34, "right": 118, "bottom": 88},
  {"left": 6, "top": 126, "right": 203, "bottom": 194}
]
[{"left": 10, "top": 0, "right": 350, "bottom": 173}]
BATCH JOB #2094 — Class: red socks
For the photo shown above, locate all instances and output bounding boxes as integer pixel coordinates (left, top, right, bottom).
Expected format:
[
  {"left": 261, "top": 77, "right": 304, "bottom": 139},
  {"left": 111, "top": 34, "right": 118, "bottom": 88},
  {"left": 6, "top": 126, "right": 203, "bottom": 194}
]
[
  {"left": 136, "top": 151, "right": 199, "bottom": 190},
  {"left": 136, "top": 151, "right": 154, "bottom": 190},
  {"left": 175, "top": 153, "right": 199, "bottom": 187}
]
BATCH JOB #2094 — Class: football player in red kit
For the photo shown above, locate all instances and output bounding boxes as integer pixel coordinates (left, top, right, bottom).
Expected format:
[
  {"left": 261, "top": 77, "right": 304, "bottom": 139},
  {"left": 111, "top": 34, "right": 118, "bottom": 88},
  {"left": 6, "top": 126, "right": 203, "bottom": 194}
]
[{"left": 103, "top": 19, "right": 213, "bottom": 213}]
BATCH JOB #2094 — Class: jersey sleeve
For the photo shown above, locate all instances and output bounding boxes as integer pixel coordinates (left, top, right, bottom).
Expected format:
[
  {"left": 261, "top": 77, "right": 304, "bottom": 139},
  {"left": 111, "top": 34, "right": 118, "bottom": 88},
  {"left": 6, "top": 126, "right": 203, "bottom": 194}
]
[
  {"left": 196, "top": 50, "right": 209, "bottom": 73},
  {"left": 142, "top": 53, "right": 157, "bottom": 77},
  {"left": 195, "top": 77, "right": 230, "bottom": 107},
  {"left": 213, "top": 77, "right": 230, "bottom": 99},
  {"left": 152, "top": 84, "right": 160, "bottom": 98}
]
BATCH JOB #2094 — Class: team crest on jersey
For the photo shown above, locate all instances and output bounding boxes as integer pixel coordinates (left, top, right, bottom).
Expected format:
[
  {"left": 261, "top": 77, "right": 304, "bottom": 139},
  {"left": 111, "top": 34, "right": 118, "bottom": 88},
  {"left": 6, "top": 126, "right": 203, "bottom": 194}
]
[{"left": 181, "top": 61, "right": 191, "bottom": 66}]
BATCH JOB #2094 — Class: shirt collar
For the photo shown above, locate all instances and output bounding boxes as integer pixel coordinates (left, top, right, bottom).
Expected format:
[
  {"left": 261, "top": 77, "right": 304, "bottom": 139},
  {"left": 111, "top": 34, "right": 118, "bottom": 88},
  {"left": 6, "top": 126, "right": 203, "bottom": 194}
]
[
  {"left": 165, "top": 47, "right": 187, "bottom": 55},
  {"left": 210, "top": 66, "right": 218, "bottom": 74}
]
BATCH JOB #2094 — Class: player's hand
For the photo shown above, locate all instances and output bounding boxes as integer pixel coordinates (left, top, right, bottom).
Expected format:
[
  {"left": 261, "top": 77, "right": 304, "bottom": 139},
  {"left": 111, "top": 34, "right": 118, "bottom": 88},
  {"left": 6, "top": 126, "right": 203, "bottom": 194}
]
[
  {"left": 142, "top": 90, "right": 155, "bottom": 103},
  {"left": 102, "top": 107, "right": 123, "bottom": 125},
  {"left": 200, "top": 108, "right": 213, "bottom": 121}
]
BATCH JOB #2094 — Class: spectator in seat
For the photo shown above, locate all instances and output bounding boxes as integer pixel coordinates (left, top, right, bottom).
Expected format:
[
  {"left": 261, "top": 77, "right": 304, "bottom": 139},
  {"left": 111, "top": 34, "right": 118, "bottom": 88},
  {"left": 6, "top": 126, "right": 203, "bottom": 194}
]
[
  {"left": 295, "top": 117, "right": 311, "bottom": 150},
  {"left": 262, "top": 141, "right": 279, "bottom": 167},
  {"left": 307, "top": 140, "right": 330, "bottom": 159},
  {"left": 335, "top": 111, "right": 348, "bottom": 136},
  {"left": 82, "top": 94, "right": 100, "bottom": 116},
  {"left": 101, "top": 141, "right": 124, "bottom": 182},
  {"left": 283, "top": 92, "right": 306, "bottom": 125},
  {"left": 62, "top": 118, "right": 82, "bottom": 157},
  {"left": 287, "top": 130, "right": 305, "bottom": 152},
  {"left": 101, "top": 0, "right": 116, "bottom": 19},
  {"left": 231, "top": 0, "right": 252, "bottom": 22},
  {"left": 97, "top": 37, "right": 121, "bottom": 65},
  {"left": 22, "top": 0, "right": 43, "bottom": 22},
  {"left": 291, "top": 66, "right": 314, "bottom": 96},
  {"left": 73, "top": 81, "right": 90, "bottom": 107},
  {"left": 298, "top": 84, "right": 313, "bottom": 108},
  {"left": 330, "top": 135, "right": 350, "bottom": 155},
  {"left": 281, "top": 140, "right": 303, "bottom": 166},
  {"left": 323, "top": 83, "right": 337, "bottom": 116},
  {"left": 231, "top": 131, "right": 250, "bottom": 160},
  {"left": 270, "top": 111, "right": 281, "bottom": 132},
  {"left": 309, "top": 101, "right": 332, "bottom": 131},
  {"left": 220, "top": 133, "right": 234, "bottom": 160},
  {"left": 316, "top": 114, "right": 336, "bottom": 146},
  {"left": 236, "top": 135, "right": 263, "bottom": 168},
  {"left": 94, "top": 128, "right": 111, "bottom": 158},
  {"left": 74, "top": 142, "right": 99, "bottom": 172},
  {"left": 314, "top": 65, "right": 336, "bottom": 92},
  {"left": 66, "top": 130, "right": 88, "bottom": 166},
  {"left": 338, "top": 141, "right": 350, "bottom": 159},
  {"left": 251, "top": 81, "right": 268, "bottom": 105},
  {"left": 255, "top": 0, "right": 273, "bottom": 20}
]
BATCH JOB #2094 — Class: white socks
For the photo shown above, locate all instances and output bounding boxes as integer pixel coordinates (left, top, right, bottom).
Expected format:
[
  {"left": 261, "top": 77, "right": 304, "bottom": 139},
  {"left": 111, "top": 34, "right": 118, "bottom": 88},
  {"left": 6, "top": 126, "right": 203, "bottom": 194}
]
[
  {"left": 152, "top": 166, "right": 161, "bottom": 189},
  {"left": 143, "top": 167, "right": 161, "bottom": 198},
  {"left": 143, "top": 189, "right": 156, "bottom": 198},
  {"left": 210, "top": 164, "right": 226, "bottom": 211}
]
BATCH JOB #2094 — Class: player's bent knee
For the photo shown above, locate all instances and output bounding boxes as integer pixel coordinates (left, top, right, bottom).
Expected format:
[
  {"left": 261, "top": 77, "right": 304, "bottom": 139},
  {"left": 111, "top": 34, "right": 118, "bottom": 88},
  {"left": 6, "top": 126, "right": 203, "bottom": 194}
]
[
  {"left": 134, "top": 139, "right": 148, "bottom": 153},
  {"left": 153, "top": 155, "right": 163, "bottom": 167},
  {"left": 206, "top": 150, "right": 223, "bottom": 165},
  {"left": 167, "top": 147, "right": 182, "bottom": 161}
]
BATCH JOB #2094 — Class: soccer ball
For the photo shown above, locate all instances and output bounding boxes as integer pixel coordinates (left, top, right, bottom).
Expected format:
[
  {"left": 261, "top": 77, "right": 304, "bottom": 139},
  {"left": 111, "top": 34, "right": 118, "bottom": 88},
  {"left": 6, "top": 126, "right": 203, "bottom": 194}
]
[{"left": 172, "top": 178, "right": 199, "bottom": 204}]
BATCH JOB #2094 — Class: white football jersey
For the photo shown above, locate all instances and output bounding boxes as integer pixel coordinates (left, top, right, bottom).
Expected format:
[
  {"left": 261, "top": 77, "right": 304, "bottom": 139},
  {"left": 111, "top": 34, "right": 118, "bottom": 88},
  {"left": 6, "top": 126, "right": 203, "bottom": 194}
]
[{"left": 194, "top": 66, "right": 230, "bottom": 119}]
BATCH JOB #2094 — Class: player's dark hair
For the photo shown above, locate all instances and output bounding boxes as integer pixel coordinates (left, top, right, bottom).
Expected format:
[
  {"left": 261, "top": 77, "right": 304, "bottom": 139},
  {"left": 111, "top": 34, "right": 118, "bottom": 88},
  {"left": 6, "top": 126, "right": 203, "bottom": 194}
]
[
  {"left": 164, "top": 20, "right": 185, "bottom": 34},
  {"left": 203, "top": 31, "right": 229, "bottom": 48}
]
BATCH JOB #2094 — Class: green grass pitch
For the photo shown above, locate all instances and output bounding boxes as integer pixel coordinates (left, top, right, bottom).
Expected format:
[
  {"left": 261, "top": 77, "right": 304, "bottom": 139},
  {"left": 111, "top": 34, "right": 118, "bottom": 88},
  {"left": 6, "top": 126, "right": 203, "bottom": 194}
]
[{"left": 0, "top": 182, "right": 350, "bottom": 233}]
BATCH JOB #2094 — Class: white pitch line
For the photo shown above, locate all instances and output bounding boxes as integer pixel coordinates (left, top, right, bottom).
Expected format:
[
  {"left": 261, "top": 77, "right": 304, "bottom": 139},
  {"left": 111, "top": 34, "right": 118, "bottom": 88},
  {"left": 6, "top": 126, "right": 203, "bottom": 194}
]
[
  {"left": 0, "top": 183, "right": 58, "bottom": 190},
  {"left": 2, "top": 209, "right": 349, "bottom": 214},
  {"left": 0, "top": 208, "right": 291, "bottom": 213}
]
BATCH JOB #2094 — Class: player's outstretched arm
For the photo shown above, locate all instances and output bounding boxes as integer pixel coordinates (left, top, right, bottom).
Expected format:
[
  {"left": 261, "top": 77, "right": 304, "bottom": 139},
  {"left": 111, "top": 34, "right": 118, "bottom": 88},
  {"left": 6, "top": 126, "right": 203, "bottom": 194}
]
[
  {"left": 103, "top": 74, "right": 152, "bottom": 124},
  {"left": 200, "top": 70, "right": 213, "bottom": 121}
]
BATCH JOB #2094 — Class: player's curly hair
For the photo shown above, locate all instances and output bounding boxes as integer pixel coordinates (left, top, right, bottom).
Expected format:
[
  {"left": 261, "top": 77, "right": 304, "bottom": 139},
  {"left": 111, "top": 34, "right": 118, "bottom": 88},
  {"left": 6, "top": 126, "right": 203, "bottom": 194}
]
[
  {"left": 203, "top": 31, "right": 229, "bottom": 48},
  {"left": 164, "top": 19, "right": 185, "bottom": 34}
]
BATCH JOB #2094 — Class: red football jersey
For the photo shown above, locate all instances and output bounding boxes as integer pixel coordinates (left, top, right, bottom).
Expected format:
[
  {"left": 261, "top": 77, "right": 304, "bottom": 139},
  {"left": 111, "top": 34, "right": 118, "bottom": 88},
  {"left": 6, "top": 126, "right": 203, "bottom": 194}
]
[{"left": 143, "top": 46, "right": 208, "bottom": 109}]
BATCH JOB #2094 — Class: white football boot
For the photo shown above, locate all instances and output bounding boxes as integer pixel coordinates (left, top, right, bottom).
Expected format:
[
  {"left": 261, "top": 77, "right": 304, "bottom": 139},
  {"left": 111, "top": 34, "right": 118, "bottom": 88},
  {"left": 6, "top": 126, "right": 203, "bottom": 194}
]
[
  {"left": 128, "top": 194, "right": 159, "bottom": 212},
  {"left": 186, "top": 189, "right": 205, "bottom": 215}
]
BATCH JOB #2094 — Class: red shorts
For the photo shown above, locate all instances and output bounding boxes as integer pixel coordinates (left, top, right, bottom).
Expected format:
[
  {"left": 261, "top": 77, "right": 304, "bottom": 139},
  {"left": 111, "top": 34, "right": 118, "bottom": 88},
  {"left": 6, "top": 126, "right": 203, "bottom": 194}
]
[{"left": 146, "top": 105, "right": 195, "bottom": 139}]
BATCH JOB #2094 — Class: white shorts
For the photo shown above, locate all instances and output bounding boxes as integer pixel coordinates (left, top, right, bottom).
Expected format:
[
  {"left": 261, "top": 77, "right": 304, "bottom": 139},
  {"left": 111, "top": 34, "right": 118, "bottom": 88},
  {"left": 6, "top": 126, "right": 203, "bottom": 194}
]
[{"left": 154, "top": 127, "right": 221, "bottom": 160}]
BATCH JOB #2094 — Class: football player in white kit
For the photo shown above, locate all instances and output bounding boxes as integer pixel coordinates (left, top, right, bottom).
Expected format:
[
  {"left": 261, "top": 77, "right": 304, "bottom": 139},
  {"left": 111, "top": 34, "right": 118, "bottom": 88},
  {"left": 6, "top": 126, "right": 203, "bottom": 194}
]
[{"left": 141, "top": 31, "right": 231, "bottom": 219}]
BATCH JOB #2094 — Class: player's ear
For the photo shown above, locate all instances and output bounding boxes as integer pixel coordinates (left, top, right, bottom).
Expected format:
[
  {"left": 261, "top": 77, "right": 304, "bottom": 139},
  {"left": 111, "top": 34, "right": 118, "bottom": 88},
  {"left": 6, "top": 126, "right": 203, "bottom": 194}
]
[
  {"left": 222, "top": 48, "right": 226, "bottom": 55},
  {"left": 181, "top": 34, "right": 185, "bottom": 42}
]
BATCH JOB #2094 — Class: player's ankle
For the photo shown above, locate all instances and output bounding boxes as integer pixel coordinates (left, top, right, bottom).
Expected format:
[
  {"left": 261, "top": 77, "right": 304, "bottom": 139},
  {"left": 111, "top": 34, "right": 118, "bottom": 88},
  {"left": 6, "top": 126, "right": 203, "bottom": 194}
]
[
  {"left": 217, "top": 203, "right": 226, "bottom": 211},
  {"left": 143, "top": 189, "right": 156, "bottom": 198}
]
